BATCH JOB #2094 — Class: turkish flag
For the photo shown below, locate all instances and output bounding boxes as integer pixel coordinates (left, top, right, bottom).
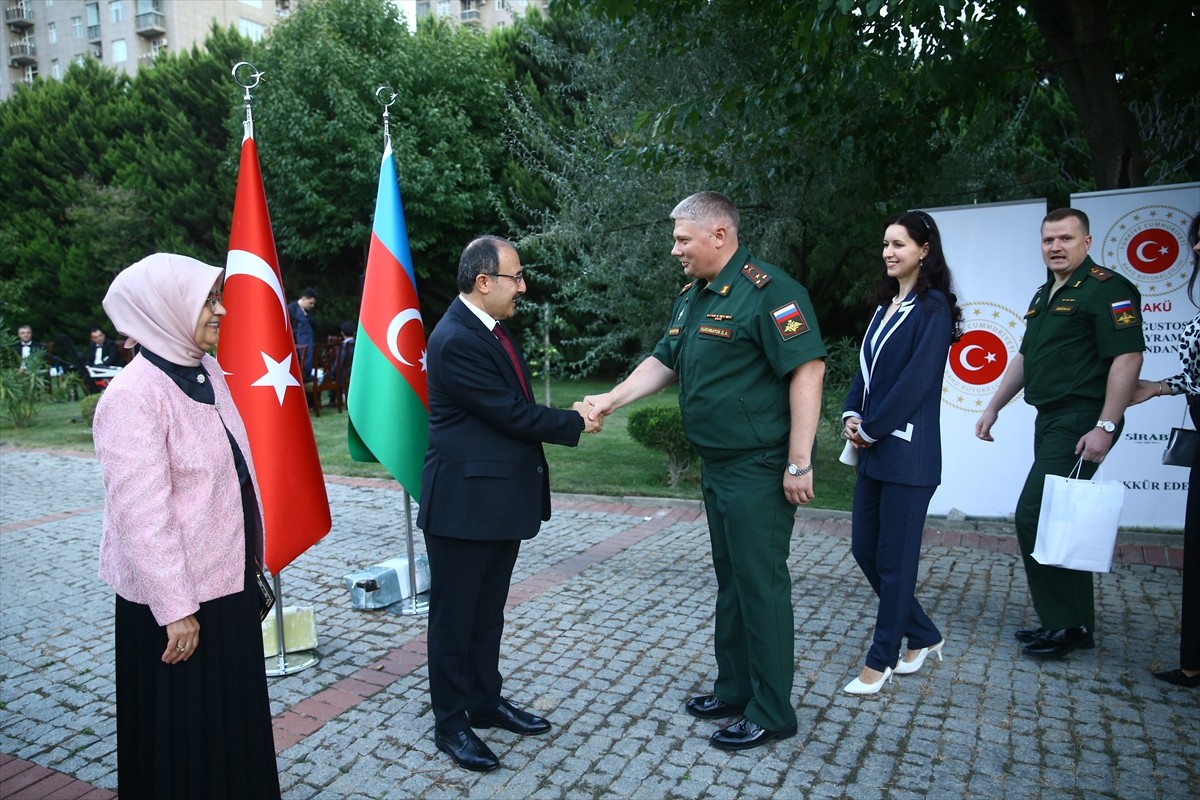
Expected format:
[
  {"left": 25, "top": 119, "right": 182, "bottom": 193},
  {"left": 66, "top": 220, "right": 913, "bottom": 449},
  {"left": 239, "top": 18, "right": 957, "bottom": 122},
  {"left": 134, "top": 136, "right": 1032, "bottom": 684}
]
[{"left": 219, "top": 131, "right": 331, "bottom": 574}]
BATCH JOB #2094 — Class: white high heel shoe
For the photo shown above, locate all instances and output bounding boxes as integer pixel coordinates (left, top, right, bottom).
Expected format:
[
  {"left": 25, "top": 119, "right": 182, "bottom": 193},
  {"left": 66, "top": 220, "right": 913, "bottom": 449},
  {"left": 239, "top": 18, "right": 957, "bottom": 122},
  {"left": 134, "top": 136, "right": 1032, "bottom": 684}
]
[
  {"left": 843, "top": 666, "right": 893, "bottom": 695},
  {"left": 893, "top": 639, "right": 945, "bottom": 675}
]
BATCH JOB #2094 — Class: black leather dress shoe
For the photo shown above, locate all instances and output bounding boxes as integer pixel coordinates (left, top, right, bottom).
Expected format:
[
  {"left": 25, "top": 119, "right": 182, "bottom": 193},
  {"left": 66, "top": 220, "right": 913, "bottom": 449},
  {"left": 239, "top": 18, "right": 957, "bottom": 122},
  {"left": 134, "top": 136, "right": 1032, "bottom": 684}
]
[
  {"left": 1014, "top": 627, "right": 1048, "bottom": 644},
  {"left": 434, "top": 728, "right": 499, "bottom": 772},
  {"left": 710, "top": 718, "right": 797, "bottom": 751},
  {"left": 685, "top": 694, "right": 746, "bottom": 720},
  {"left": 1153, "top": 668, "right": 1200, "bottom": 687},
  {"left": 1022, "top": 626, "right": 1095, "bottom": 659},
  {"left": 469, "top": 698, "right": 551, "bottom": 736}
]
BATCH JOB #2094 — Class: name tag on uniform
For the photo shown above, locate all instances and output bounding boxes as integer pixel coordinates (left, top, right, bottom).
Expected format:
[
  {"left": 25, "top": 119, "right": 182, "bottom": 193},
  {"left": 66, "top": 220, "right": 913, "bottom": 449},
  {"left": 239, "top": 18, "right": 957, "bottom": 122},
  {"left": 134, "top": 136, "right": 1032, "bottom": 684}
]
[
  {"left": 668, "top": 327, "right": 682, "bottom": 337},
  {"left": 697, "top": 325, "right": 733, "bottom": 340}
]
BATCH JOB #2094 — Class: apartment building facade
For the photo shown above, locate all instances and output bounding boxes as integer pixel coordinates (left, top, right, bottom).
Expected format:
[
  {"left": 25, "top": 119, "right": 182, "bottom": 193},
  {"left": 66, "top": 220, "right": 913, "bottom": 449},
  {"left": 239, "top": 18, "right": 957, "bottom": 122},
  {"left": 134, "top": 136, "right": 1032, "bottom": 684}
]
[
  {"left": 413, "top": 0, "right": 544, "bottom": 29},
  {"left": 1, "top": 0, "right": 294, "bottom": 100}
]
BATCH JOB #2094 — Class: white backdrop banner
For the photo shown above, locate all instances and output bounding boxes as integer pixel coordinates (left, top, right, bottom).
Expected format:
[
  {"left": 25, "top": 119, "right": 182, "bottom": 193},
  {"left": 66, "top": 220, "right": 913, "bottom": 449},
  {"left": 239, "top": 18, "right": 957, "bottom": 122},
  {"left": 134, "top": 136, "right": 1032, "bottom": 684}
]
[
  {"left": 1072, "top": 182, "right": 1200, "bottom": 528},
  {"left": 927, "top": 199, "right": 1047, "bottom": 519}
]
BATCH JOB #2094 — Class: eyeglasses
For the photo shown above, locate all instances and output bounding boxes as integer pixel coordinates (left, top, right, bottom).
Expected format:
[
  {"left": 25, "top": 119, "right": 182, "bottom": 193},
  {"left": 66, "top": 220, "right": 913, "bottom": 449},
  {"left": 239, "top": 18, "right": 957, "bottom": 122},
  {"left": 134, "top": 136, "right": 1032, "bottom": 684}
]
[
  {"left": 489, "top": 272, "right": 525, "bottom": 285},
  {"left": 205, "top": 291, "right": 223, "bottom": 311}
]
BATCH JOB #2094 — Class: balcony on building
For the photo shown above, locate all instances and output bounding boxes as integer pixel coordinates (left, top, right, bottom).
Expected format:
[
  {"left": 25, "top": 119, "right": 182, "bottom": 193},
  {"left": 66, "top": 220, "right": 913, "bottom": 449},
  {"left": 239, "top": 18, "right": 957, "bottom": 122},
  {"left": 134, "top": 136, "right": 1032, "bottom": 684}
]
[
  {"left": 88, "top": 24, "right": 101, "bottom": 41},
  {"left": 135, "top": 10, "right": 165, "bottom": 36},
  {"left": 4, "top": 4, "right": 35, "bottom": 28},
  {"left": 461, "top": 9, "right": 480, "bottom": 22},
  {"left": 8, "top": 39, "right": 36, "bottom": 66}
]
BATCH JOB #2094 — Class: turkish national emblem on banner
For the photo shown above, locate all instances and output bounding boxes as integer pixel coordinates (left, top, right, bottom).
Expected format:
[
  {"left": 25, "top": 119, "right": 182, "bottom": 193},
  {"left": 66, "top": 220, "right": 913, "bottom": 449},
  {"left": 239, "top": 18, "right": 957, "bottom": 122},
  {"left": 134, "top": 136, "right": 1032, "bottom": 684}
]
[
  {"left": 220, "top": 131, "right": 331, "bottom": 573},
  {"left": 347, "top": 140, "right": 429, "bottom": 498}
]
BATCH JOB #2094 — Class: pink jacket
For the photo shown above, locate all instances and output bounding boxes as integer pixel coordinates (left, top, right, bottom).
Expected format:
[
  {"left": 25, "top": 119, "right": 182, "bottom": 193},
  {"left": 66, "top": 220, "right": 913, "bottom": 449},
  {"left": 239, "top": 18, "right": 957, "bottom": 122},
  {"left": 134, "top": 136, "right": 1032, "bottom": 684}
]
[{"left": 95, "top": 353, "right": 265, "bottom": 626}]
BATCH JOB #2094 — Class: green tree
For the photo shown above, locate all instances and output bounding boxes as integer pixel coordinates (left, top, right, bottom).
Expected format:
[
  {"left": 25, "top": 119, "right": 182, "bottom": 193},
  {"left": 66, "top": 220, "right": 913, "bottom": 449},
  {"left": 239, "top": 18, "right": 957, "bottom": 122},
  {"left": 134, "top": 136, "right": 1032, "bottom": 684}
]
[
  {"left": 510, "top": 0, "right": 1197, "bottom": 372},
  {"left": 250, "top": 0, "right": 514, "bottom": 329},
  {"left": 0, "top": 28, "right": 259, "bottom": 340},
  {"left": 0, "top": 61, "right": 137, "bottom": 337}
]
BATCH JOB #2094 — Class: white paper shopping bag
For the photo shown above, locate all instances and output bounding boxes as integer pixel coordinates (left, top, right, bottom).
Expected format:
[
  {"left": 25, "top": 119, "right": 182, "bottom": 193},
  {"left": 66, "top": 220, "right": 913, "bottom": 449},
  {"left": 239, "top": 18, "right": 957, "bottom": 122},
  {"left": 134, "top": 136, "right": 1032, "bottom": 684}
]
[{"left": 1032, "top": 457, "right": 1125, "bottom": 573}]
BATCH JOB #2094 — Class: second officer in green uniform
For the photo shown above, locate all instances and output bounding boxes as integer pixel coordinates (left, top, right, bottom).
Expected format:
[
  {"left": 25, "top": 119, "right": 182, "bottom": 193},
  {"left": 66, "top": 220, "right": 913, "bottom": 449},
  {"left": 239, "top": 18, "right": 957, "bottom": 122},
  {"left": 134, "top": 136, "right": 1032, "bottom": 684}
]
[
  {"left": 978, "top": 207, "right": 1144, "bottom": 659},
  {"left": 585, "top": 192, "right": 827, "bottom": 751}
]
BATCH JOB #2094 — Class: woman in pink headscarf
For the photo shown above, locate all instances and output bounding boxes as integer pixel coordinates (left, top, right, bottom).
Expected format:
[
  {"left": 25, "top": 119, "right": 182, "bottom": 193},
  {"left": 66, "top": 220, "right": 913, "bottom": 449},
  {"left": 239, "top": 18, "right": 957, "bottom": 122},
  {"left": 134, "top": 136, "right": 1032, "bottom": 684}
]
[{"left": 94, "top": 253, "right": 280, "bottom": 799}]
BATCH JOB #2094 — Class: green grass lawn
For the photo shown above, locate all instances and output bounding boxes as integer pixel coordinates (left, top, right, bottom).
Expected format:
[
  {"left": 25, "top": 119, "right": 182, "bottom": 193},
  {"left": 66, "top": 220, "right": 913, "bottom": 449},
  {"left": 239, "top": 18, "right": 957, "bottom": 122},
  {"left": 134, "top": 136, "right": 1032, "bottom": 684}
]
[{"left": 0, "top": 380, "right": 857, "bottom": 511}]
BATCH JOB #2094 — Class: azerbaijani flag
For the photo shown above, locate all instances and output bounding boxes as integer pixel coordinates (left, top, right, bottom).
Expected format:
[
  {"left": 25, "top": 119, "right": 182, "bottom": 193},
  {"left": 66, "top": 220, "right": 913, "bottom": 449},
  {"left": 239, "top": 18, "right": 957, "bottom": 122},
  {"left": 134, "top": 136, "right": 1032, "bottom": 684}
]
[
  {"left": 220, "top": 128, "right": 332, "bottom": 574},
  {"left": 347, "top": 140, "right": 429, "bottom": 498}
]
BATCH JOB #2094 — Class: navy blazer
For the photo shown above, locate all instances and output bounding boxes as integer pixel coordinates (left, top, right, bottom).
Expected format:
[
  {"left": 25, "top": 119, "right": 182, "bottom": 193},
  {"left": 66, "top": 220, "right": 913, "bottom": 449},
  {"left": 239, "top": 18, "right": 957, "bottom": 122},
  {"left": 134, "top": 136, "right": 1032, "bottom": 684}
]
[
  {"left": 842, "top": 289, "right": 952, "bottom": 488},
  {"left": 417, "top": 296, "right": 583, "bottom": 541}
]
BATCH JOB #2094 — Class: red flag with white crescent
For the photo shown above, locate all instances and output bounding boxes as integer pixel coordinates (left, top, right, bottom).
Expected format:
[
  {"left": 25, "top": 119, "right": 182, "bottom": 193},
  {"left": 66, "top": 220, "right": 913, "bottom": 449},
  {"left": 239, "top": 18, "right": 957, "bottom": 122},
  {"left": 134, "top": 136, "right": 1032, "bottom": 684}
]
[{"left": 219, "top": 133, "right": 331, "bottom": 574}]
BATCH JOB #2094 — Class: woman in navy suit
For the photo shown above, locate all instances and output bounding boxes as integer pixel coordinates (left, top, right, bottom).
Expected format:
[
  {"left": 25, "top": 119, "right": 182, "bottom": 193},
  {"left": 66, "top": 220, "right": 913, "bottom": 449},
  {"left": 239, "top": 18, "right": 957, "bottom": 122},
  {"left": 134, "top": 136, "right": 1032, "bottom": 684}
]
[{"left": 841, "top": 210, "right": 963, "bottom": 694}]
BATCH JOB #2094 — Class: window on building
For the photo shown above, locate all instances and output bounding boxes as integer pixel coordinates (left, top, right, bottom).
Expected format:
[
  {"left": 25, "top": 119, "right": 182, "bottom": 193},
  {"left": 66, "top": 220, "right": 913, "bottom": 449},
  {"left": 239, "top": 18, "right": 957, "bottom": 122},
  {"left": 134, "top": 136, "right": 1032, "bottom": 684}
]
[
  {"left": 74, "top": 53, "right": 87, "bottom": 66},
  {"left": 86, "top": 3, "right": 100, "bottom": 25},
  {"left": 239, "top": 0, "right": 264, "bottom": 7},
  {"left": 49, "top": 22, "right": 57, "bottom": 44},
  {"left": 112, "top": 39, "right": 127, "bottom": 62},
  {"left": 52, "top": 59, "right": 61, "bottom": 79},
  {"left": 437, "top": 1, "right": 450, "bottom": 17},
  {"left": 136, "top": 0, "right": 160, "bottom": 11},
  {"left": 72, "top": 16, "right": 83, "bottom": 37},
  {"left": 416, "top": 1, "right": 430, "bottom": 19},
  {"left": 110, "top": 1, "right": 124, "bottom": 23},
  {"left": 239, "top": 18, "right": 266, "bottom": 42}
]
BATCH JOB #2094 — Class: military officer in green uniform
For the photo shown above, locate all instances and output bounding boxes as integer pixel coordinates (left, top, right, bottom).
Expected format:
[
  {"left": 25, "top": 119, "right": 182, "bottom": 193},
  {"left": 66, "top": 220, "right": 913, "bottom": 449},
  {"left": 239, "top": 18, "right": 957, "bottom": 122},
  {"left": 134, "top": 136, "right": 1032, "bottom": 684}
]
[
  {"left": 585, "top": 192, "right": 826, "bottom": 750},
  {"left": 977, "top": 207, "right": 1144, "bottom": 659}
]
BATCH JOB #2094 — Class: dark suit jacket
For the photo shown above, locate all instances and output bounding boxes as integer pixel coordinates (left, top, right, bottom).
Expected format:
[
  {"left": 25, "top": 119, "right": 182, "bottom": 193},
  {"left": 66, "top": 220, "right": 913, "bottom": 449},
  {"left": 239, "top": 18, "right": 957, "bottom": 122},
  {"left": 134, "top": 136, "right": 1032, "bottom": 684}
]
[
  {"left": 843, "top": 289, "right": 952, "bottom": 488},
  {"left": 14, "top": 340, "right": 45, "bottom": 364},
  {"left": 89, "top": 339, "right": 121, "bottom": 368},
  {"left": 417, "top": 296, "right": 583, "bottom": 541},
  {"left": 288, "top": 301, "right": 315, "bottom": 376}
]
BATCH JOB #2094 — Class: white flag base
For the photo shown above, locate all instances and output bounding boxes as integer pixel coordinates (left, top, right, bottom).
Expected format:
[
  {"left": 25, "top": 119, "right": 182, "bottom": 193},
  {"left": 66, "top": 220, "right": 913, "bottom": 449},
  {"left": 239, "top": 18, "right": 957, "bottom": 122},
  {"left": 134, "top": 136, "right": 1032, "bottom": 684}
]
[{"left": 264, "top": 571, "right": 320, "bottom": 676}]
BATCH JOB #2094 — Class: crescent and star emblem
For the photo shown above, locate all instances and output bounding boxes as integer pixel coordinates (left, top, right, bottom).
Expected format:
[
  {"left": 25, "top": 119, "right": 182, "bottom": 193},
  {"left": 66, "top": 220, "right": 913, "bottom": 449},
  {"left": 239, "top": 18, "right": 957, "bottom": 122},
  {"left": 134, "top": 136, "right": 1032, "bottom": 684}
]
[
  {"left": 224, "top": 249, "right": 302, "bottom": 406},
  {"left": 386, "top": 309, "right": 427, "bottom": 370},
  {"left": 957, "top": 344, "right": 996, "bottom": 372}
]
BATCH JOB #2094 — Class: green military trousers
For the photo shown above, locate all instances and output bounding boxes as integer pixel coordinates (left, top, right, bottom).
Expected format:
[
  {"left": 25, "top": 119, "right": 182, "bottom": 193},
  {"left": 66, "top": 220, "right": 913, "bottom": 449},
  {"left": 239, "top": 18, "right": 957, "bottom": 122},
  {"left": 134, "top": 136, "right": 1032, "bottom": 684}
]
[
  {"left": 1014, "top": 405, "right": 1121, "bottom": 632},
  {"left": 700, "top": 448, "right": 798, "bottom": 732}
]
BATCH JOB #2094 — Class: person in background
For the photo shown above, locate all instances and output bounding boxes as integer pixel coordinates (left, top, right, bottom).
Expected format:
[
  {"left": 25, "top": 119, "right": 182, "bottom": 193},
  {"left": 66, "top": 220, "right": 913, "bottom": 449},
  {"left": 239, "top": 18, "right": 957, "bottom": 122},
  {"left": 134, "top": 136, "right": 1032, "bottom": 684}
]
[
  {"left": 94, "top": 253, "right": 281, "bottom": 798},
  {"left": 14, "top": 324, "right": 44, "bottom": 370},
  {"left": 1129, "top": 211, "right": 1200, "bottom": 688},
  {"left": 840, "top": 210, "right": 961, "bottom": 694},
  {"left": 88, "top": 326, "right": 122, "bottom": 368},
  {"left": 288, "top": 287, "right": 318, "bottom": 381}
]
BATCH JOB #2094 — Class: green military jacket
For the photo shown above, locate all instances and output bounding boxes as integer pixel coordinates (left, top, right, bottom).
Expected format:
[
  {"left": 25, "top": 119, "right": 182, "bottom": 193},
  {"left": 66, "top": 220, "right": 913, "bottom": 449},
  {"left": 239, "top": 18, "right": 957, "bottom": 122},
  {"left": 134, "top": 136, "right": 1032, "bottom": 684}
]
[
  {"left": 1020, "top": 255, "right": 1145, "bottom": 409},
  {"left": 650, "top": 245, "right": 826, "bottom": 459}
]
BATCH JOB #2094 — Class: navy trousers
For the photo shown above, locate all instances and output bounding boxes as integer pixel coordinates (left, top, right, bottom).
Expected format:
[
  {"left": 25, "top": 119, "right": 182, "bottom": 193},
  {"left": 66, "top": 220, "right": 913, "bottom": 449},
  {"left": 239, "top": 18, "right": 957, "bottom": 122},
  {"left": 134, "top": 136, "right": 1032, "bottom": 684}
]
[{"left": 851, "top": 474, "right": 941, "bottom": 672}]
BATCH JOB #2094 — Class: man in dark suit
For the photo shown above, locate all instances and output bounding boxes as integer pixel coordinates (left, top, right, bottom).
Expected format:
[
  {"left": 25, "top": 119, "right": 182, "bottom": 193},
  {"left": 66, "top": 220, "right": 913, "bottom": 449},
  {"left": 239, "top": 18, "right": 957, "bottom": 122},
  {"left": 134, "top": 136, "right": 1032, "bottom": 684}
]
[
  {"left": 14, "top": 324, "right": 44, "bottom": 371},
  {"left": 88, "top": 327, "right": 122, "bottom": 368},
  {"left": 417, "top": 235, "right": 601, "bottom": 772},
  {"left": 288, "top": 287, "right": 318, "bottom": 380}
]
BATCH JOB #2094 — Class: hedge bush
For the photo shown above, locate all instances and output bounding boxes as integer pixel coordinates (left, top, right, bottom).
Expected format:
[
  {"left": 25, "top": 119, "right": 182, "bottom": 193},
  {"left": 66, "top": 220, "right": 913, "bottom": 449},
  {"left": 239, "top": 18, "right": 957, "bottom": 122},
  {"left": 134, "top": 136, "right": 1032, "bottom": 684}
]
[{"left": 626, "top": 405, "right": 695, "bottom": 487}]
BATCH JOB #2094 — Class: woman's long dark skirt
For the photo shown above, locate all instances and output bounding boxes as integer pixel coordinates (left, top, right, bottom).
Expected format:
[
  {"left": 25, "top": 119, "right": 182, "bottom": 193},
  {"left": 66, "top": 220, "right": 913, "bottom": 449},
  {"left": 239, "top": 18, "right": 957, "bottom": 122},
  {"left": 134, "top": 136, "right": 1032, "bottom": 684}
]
[{"left": 114, "top": 568, "right": 280, "bottom": 800}]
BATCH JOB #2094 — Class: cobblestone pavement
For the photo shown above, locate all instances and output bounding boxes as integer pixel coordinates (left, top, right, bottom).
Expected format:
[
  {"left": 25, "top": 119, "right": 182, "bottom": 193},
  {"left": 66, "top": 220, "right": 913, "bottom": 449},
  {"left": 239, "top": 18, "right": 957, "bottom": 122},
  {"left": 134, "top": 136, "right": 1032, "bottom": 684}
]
[{"left": 1, "top": 448, "right": 1197, "bottom": 799}]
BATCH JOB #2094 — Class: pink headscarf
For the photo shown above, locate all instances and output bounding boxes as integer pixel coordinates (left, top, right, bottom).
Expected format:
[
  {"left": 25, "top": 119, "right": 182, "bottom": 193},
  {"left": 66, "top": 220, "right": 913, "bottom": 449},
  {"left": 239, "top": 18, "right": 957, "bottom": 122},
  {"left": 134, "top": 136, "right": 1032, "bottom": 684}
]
[{"left": 103, "top": 253, "right": 224, "bottom": 367}]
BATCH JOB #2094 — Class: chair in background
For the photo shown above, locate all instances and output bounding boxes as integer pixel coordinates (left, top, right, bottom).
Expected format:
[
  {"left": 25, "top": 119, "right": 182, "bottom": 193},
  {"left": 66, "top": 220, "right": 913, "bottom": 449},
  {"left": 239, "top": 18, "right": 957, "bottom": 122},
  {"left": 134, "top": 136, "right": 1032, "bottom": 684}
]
[{"left": 308, "top": 342, "right": 344, "bottom": 417}]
